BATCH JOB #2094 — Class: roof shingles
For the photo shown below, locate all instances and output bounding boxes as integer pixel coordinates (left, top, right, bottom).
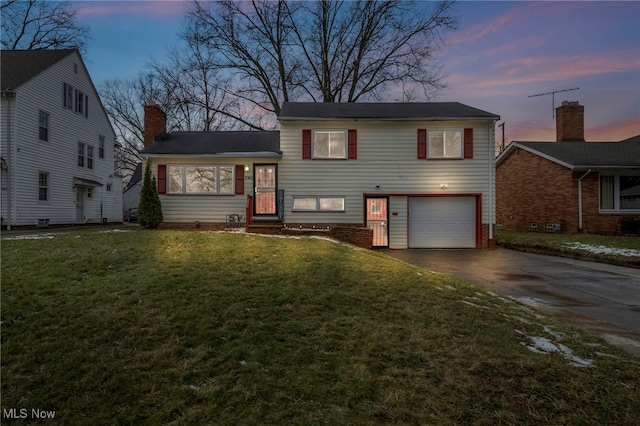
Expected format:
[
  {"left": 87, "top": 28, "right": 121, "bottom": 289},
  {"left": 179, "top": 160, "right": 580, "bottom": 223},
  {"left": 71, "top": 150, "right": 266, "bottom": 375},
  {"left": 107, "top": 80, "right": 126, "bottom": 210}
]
[
  {"left": 140, "top": 131, "right": 281, "bottom": 156},
  {"left": 512, "top": 139, "right": 640, "bottom": 168}
]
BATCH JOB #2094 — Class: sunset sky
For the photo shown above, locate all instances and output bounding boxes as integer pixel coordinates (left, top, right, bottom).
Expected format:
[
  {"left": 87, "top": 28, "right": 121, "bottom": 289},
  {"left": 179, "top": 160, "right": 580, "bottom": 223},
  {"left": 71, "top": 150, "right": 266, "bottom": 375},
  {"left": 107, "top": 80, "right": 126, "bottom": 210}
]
[{"left": 77, "top": 0, "right": 640, "bottom": 146}]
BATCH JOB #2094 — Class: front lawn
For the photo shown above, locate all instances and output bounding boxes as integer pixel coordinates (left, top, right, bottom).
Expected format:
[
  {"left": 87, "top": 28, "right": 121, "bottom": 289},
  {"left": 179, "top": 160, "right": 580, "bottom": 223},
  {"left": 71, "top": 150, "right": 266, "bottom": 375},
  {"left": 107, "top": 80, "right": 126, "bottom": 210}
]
[
  {"left": 496, "top": 230, "right": 640, "bottom": 268},
  {"left": 2, "top": 229, "right": 639, "bottom": 424}
]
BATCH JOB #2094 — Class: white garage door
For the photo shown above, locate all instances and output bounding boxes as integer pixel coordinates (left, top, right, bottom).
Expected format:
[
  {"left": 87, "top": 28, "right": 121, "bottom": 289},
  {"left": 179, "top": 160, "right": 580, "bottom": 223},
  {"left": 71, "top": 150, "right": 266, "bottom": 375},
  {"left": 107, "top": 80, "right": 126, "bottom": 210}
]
[{"left": 409, "top": 197, "right": 476, "bottom": 248}]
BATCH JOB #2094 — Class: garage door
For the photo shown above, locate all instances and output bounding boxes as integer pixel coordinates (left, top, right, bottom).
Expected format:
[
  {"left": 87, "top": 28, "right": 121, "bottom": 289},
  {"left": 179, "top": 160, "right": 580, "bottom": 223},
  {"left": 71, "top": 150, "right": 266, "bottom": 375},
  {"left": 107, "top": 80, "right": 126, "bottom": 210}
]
[{"left": 409, "top": 197, "right": 476, "bottom": 248}]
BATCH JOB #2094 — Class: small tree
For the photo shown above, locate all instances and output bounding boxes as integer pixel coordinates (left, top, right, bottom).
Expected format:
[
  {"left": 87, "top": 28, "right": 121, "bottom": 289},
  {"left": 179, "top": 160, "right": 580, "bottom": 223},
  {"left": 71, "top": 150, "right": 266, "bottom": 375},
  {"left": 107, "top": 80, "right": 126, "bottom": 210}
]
[{"left": 138, "top": 163, "right": 163, "bottom": 228}]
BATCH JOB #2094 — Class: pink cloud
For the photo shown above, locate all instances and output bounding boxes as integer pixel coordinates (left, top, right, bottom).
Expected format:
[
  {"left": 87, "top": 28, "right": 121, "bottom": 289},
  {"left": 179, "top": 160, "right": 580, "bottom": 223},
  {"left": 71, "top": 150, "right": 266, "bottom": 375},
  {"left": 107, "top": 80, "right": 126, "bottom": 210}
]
[{"left": 77, "top": 1, "right": 187, "bottom": 18}]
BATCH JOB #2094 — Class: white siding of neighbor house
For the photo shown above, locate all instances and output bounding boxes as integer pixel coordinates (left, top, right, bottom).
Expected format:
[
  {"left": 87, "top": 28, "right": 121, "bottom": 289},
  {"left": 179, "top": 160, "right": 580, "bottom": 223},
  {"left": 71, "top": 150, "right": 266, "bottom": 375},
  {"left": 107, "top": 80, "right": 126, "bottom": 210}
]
[
  {"left": 2, "top": 51, "right": 121, "bottom": 227},
  {"left": 279, "top": 119, "right": 496, "bottom": 248},
  {"left": 144, "top": 157, "right": 276, "bottom": 223}
]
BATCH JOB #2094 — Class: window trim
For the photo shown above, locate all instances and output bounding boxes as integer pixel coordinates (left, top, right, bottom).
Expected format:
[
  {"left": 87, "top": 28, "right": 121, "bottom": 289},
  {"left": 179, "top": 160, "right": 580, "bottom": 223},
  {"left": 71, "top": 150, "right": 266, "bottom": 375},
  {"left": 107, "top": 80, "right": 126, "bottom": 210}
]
[
  {"left": 312, "top": 129, "right": 347, "bottom": 159},
  {"left": 38, "top": 172, "right": 49, "bottom": 202},
  {"left": 77, "top": 142, "right": 85, "bottom": 167},
  {"left": 599, "top": 173, "right": 640, "bottom": 213},
  {"left": 167, "top": 164, "right": 236, "bottom": 195},
  {"left": 38, "top": 110, "right": 49, "bottom": 141},
  {"left": 427, "top": 129, "right": 463, "bottom": 159},
  {"left": 292, "top": 196, "right": 346, "bottom": 212},
  {"left": 87, "top": 145, "right": 94, "bottom": 170},
  {"left": 98, "top": 135, "right": 105, "bottom": 159}
]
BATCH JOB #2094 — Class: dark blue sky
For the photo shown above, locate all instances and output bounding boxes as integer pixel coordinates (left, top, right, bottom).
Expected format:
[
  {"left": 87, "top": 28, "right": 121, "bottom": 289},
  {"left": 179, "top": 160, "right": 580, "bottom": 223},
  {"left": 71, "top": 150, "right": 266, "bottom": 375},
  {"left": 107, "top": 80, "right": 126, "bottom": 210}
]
[{"left": 78, "top": 1, "right": 640, "bottom": 144}]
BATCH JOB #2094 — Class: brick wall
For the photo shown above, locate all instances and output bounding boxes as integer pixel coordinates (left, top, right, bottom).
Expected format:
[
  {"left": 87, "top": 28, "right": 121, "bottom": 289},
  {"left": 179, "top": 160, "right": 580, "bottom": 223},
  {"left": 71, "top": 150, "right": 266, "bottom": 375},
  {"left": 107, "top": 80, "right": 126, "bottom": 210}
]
[
  {"left": 497, "top": 148, "right": 579, "bottom": 232},
  {"left": 556, "top": 101, "right": 585, "bottom": 142},
  {"left": 144, "top": 103, "right": 167, "bottom": 147},
  {"left": 496, "top": 148, "right": 637, "bottom": 234}
]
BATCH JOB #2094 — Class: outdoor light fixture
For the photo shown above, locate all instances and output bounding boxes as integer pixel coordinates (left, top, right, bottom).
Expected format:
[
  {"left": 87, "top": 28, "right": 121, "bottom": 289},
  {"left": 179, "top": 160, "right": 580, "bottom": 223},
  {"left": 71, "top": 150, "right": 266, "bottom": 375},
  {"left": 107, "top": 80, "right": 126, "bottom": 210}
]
[
  {"left": 440, "top": 183, "right": 449, "bottom": 189},
  {"left": 244, "top": 165, "right": 250, "bottom": 172}
]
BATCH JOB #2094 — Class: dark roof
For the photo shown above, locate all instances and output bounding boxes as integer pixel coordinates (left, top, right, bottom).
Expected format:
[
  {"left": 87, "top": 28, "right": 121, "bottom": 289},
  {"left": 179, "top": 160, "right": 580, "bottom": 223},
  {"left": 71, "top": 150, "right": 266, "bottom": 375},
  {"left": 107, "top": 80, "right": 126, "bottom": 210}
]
[
  {"left": 279, "top": 102, "right": 500, "bottom": 121},
  {"left": 498, "top": 137, "right": 640, "bottom": 169},
  {"left": 140, "top": 131, "right": 281, "bottom": 157},
  {"left": 1, "top": 49, "right": 76, "bottom": 90},
  {"left": 125, "top": 163, "right": 143, "bottom": 191}
]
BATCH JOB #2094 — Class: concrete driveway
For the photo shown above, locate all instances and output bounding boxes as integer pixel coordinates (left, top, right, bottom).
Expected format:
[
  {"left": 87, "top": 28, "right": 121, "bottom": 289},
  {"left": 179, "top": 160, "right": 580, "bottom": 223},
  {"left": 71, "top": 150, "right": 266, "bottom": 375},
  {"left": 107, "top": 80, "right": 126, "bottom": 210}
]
[{"left": 384, "top": 248, "right": 640, "bottom": 357}]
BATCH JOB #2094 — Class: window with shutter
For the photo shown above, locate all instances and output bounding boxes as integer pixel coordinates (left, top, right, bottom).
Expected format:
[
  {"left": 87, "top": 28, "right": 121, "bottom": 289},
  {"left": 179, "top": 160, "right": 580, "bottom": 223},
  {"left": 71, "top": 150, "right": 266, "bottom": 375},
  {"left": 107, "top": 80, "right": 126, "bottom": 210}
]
[
  {"left": 235, "top": 165, "right": 244, "bottom": 195},
  {"left": 417, "top": 129, "right": 427, "bottom": 159},
  {"left": 464, "top": 128, "right": 473, "bottom": 159},
  {"left": 157, "top": 164, "right": 167, "bottom": 194}
]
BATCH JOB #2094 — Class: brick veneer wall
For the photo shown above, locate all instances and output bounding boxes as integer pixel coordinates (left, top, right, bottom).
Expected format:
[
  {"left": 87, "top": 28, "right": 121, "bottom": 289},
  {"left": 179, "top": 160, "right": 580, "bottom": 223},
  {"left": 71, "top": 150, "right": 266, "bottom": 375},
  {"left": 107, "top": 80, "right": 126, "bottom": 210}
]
[
  {"left": 144, "top": 103, "right": 167, "bottom": 147},
  {"left": 496, "top": 148, "right": 637, "bottom": 234},
  {"left": 497, "top": 148, "right": 580, "bottom": 232}
]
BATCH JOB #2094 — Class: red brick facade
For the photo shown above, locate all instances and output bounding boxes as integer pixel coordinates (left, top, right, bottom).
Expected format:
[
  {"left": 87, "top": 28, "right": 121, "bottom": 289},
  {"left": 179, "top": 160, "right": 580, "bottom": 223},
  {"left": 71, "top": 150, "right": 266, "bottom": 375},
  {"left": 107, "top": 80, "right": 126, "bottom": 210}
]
[
  {"left": 556, "top": 101, "right": 585, "bottom": 142},
  {"left": 496, "top": 148, "right": 634, "bottom": 234},
  {"left": 143, "top": 102, "right": 167, "bottom": 148}
]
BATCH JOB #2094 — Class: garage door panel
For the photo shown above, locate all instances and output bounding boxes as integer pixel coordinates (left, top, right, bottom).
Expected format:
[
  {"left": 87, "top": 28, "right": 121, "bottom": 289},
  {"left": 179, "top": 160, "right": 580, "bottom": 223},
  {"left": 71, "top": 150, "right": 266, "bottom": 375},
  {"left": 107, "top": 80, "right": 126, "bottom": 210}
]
[{"left": 409, "top": 197, "right": 476, "bottom": 248}]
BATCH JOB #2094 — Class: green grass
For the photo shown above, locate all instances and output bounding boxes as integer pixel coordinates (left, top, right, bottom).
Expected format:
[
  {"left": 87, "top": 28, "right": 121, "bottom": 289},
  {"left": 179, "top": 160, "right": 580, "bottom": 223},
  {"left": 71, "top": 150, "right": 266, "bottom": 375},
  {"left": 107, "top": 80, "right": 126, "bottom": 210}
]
[
  {"left": 496, "top": 230, "right": 640, "bottom": 268},
  {"left": 2, "top": 229, "right": 639, "bottom": 424}
]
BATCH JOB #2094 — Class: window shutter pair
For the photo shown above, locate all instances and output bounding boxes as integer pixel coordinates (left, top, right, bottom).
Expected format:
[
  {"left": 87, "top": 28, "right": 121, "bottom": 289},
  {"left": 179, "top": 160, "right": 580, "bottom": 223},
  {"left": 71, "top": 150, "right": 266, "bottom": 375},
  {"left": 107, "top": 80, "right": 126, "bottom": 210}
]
[
  {"left": 156, "top": 164, "right": 245, "bottom": 195},
  {"left": 417, "top": 128, "right": 474, "bottom": 159},
  {"left": 302, "top": 129, "right": 357, "bottom": 159}
]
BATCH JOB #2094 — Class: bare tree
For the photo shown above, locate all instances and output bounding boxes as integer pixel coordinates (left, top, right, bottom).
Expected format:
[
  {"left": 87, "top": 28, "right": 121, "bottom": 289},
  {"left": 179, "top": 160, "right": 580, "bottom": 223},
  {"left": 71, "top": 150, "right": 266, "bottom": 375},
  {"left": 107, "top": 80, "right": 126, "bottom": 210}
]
[
  {"left": 184, "top": 0, "right": 458, "bottom": 117},
  {"left": 1, "top": 0, "right": 90, "bottom": 51}
]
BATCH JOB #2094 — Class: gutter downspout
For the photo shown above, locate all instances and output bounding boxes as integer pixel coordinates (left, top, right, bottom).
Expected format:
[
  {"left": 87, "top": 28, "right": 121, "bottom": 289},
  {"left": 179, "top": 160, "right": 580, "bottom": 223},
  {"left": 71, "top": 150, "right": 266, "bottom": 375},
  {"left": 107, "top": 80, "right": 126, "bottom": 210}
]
[
  {"left": 2, "top": 91, "right": 15, "bottom": 230},
  {"left": 578, "top": 169, "right": 591, "bottom": 232},
  {"left": 488, "top": 119, "right": 498, "bottom": 247}
]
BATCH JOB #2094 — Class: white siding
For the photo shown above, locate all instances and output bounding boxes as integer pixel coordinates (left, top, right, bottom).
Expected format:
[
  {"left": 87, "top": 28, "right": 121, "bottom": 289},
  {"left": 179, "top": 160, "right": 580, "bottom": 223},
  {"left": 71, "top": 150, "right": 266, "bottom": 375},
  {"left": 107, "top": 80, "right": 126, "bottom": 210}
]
[
  {"left": 4, "top": 51, "right": 121, "bottom": 227},
  {"left": 279, "top": 120, "right": 495, "bottom": 248},
  {"left": 145, "top": 157, "right": 273, "bottom": 223}
]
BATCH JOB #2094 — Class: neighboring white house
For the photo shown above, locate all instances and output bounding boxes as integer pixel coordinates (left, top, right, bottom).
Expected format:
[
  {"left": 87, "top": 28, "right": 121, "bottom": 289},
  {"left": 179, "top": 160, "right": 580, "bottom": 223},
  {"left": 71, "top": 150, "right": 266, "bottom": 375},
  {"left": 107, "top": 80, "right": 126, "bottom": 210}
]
[
  {"left": 141, "top": 102, "right": 500, "bottom": 248},
  {"left": 1, "top": 49, "right": 122, "bottom": 229},
  {"left": 122, "top": 163, "right": 142, "bottom": 214}
]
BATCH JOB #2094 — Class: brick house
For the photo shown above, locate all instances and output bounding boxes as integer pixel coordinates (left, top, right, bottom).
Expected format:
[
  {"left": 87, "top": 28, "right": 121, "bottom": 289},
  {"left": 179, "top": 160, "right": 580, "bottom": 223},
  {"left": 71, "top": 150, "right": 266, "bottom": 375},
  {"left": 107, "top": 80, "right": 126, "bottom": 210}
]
[{"left": 496, "top": 101, "right": 640, "bottom": 235}]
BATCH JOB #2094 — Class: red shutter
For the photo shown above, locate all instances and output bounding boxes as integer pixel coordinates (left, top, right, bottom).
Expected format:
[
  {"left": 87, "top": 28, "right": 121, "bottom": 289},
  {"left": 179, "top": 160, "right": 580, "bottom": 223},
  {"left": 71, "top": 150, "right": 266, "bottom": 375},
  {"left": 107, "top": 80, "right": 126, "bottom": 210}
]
[
  {"left": 464, "top": 128, "right": 473, "bottom": 159},
  {"left": 348, "top": 129, "right": 357, "bottom": 159},
  {"left": 235, "top": 165, "right": 245, "bottom": 195},
  {"left": 157, "top": 164, "right": 166, "bottom": 194},
  {"left": 302, "top": 129, "right": 312, "bottom": 159},
  {"left": 417, "top": 129, "right": 427, "bottom": 159}
]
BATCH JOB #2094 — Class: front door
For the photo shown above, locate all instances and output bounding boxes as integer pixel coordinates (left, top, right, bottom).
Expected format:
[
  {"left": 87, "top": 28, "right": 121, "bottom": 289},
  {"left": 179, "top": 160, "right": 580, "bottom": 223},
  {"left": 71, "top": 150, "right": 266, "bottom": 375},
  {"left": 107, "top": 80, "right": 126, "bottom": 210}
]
[
  {"left": 254, "top": 164, "right": 277, "bottom": 215},
  {"left": 76, "top": 187, "right": 84, "bottom": 223},
  {"left": 366, "top": 197, "right": 389, "bottom": 247}
]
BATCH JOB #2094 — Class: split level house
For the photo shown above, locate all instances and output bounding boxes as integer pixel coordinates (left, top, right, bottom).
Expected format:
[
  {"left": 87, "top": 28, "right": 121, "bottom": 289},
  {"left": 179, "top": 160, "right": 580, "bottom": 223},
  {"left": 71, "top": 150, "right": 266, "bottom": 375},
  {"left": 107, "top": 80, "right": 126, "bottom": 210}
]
[
  {"left": 496, "top": 101, "right": 640, "bottom": 235},
  {"left": 140, "top": 102, "right": 501, "bottom": 249},
  {"left": 1, "top": 49, "right": 122, "bottom": 229}
]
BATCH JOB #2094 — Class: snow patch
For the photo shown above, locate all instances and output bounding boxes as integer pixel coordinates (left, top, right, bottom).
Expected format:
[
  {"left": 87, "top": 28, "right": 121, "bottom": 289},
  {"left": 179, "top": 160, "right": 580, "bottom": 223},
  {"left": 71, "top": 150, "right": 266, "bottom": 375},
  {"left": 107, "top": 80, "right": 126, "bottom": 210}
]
[
  {"left": 564, "top": 242, "right": 640, "bottom": 257},
  {"left": 3, "top": 233, "right": 60, "bottom": 240},
  {"left": 519, "top": 333, "right": 594, "bottom": 368}
]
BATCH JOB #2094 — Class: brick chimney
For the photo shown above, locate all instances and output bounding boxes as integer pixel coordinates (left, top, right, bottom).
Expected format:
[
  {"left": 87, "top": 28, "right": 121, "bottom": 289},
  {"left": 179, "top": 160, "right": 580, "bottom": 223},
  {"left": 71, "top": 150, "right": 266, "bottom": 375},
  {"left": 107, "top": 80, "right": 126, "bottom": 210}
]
[
  {"left": 143, "top": 102, "right": 167, "bottom": 147},
  {"left": 556, "top": 101, "right": 584, "bottom": 142}
]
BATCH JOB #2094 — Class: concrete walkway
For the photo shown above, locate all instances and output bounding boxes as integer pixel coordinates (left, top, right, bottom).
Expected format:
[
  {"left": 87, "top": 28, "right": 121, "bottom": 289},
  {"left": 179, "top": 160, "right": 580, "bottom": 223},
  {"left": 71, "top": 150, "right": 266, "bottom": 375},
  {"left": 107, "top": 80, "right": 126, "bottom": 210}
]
[{"left": 384, "top": 247, "right": 640, "bottom": 357}]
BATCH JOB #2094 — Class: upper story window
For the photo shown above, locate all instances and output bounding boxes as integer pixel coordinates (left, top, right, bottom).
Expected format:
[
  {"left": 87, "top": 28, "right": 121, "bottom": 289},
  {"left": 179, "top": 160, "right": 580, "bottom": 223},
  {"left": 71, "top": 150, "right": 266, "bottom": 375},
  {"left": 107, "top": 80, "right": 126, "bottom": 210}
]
[
  {"left": 38, "top": 111, "right": 49, "bottom": 141},
  {"left": 302, "top": 129, "right": 357, "bottom": 160},
  {"left": 600, "top": 174, "right": 640, "bottom": 212},
  {"left": 168, "top": 165, "right": 234, "bottom": 194},
  {"left": 63, "top": 83, "right": 88, "bottom": 117},
  {"left": 87, "top": 146, "right": 94, "bottom": 170},
  {"left": 78, "top": 142, "right": 85, "bottom": 167},
  {"left": 429, "top": 130, "right": 462, "bottom": 159},
  {"left": 313, "top": 130, "right": 346, "bottom": 159},
  {"left": 98, "top": 135, "right": 105, "bottom": 159}
]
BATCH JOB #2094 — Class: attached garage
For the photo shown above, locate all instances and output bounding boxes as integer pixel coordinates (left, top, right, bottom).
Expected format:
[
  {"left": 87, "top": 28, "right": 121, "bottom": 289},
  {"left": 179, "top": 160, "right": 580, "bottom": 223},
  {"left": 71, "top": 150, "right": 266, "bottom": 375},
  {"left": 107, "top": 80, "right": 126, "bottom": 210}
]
[{"left": 408, "top": 196, "right": 478, "bottom": 248}]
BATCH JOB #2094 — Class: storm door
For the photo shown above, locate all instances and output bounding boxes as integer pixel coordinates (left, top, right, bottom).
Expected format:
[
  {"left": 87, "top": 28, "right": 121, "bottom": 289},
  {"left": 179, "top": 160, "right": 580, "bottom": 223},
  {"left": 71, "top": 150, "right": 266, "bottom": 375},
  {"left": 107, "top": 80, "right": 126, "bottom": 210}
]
[
  {"left": 76, "top": 187, "right": 85, "bottom": 223},
  {"left": 254, "top": 164, "right": 277, "bottom": 215},
  {"left": 366, "top": 197, "right": 389, "bottom": 247}
]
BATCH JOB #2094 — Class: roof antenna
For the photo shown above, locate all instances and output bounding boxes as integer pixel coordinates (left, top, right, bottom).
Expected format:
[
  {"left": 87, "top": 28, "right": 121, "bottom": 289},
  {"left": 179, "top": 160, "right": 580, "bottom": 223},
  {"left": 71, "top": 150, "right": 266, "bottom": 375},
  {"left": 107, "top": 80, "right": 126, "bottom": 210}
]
[{"left": 528, "top": 86, "right": 579, "bottom": 119}]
